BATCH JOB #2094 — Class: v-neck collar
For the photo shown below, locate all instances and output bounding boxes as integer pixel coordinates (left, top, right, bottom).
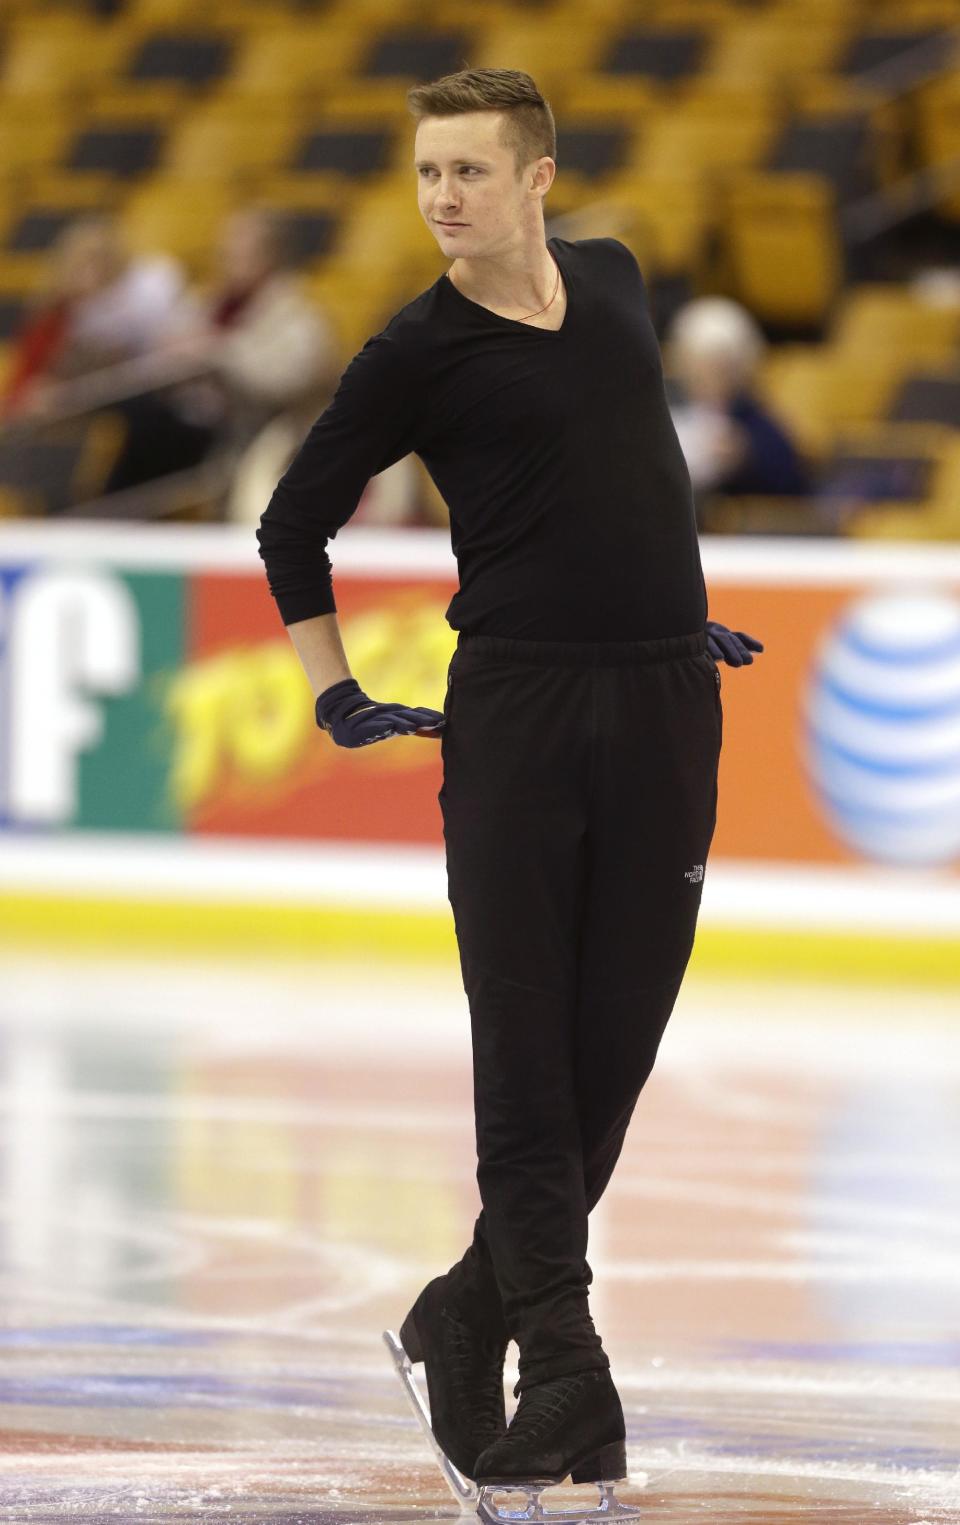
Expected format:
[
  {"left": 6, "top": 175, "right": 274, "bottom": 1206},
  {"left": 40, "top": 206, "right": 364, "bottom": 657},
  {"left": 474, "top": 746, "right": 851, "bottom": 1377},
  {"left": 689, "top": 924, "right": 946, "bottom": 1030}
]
[{"left": 442, "top": 237, "right": 570, "bottom": 337}]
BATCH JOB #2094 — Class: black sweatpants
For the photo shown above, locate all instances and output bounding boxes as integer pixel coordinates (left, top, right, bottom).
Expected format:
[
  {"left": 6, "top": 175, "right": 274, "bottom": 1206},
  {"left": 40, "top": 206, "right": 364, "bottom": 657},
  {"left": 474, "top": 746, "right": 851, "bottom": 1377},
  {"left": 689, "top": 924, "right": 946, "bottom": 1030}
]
[{"left": 438, "top": 627, "right": 722, "bottom": 1392}]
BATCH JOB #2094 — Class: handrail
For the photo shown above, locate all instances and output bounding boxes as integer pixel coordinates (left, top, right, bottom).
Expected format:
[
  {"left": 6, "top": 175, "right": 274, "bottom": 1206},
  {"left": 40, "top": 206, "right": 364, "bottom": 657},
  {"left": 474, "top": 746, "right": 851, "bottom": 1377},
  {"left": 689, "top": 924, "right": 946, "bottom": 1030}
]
[
  {"left": 850, "top": 24, "right": 960, "bottom": 101},
  {"left": 0, "top": 351, "right": 215, "bottom": 436},
  {"left": 841, "top": 151, "right": 960, "bottom": 242}
]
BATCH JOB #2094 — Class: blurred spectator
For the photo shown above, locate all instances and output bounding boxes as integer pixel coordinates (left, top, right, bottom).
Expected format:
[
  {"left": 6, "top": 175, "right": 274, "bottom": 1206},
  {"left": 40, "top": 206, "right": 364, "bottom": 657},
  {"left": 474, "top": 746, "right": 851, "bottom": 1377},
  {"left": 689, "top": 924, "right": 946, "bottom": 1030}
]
[
  {"left": 2, "top": 214, "right": 185, "bottom": 420},
  {"left": 664, "top": 297, "right": 812, "bottom": 512},
  {"left": 165, "top": 208, "right": 338, "bottom": 438}
]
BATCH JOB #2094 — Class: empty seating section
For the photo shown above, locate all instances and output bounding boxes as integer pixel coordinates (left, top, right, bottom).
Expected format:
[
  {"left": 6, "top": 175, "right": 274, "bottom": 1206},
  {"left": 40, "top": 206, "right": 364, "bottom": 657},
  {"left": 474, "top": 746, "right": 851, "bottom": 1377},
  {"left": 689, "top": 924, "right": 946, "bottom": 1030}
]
[{"left": 2, "top": 0, "right": 960, "bottom": 531}]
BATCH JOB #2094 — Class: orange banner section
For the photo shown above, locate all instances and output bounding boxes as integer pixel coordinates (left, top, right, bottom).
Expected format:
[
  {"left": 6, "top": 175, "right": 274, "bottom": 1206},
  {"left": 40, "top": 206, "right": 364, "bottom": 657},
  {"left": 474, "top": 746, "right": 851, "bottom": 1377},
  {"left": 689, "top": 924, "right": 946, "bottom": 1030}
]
[{"left": 185, "top": 559, "right": 960, "bottom": 876}]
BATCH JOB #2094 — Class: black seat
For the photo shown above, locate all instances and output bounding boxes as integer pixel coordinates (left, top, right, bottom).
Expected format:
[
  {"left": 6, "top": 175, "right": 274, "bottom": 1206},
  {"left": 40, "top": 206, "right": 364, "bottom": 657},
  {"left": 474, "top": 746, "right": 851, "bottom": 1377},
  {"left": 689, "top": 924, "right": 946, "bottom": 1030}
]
[
  {"left": 768, "top": 114, "right": 873, "bottom": 197},
  {"left": 0, "top": 295, "right": 25, "bottom": 341},
  {"left": 362, "top": 31, "right": 470, "bottom": 79},
  {"left": 278, "top": 209, "right": 339, "bottom": 263},
  {"left": 292, "top": 128, "right": 391, "bottom": 176},
  {"left": 67, "top": 125, "right": 163, "bottom": 178},
  {"left": 840, "top": 28, "right": 952, "bottom": 76},
  {"left": 555, "top": 127, "right": 630, "bottom": 178},
  {"left": 888, "top": 371, "right": 960, "bottom": 427},
  {"left": 601, "top": 29, "right": 706, "bottom": 80},
  {"left": 7, "top": 207, "right": 108, "bottom": 253},
  {"left": 820, "top": 448, "right": 933, "bottom": 502},
  {"left": 128, "top": 32, "right": 233, "bottom": 85}
]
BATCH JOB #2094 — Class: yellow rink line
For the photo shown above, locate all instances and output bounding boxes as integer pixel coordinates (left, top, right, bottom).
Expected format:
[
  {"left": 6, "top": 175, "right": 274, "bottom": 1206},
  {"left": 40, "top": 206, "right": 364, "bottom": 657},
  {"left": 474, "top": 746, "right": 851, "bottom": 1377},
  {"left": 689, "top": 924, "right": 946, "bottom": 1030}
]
[{"left": 0, "top": 893, "right": 957, "bottom": 985}]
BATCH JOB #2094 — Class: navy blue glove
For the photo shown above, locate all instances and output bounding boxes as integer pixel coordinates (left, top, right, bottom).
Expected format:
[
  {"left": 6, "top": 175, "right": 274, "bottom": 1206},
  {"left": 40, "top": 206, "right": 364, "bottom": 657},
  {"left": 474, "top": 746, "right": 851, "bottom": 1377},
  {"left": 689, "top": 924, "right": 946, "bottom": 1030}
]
[
  {"left": 705, "top": 620, "right": 764, "bottom": 667},
  {"left": 316, "top": 677, "right": 444, "bottom": 748}
]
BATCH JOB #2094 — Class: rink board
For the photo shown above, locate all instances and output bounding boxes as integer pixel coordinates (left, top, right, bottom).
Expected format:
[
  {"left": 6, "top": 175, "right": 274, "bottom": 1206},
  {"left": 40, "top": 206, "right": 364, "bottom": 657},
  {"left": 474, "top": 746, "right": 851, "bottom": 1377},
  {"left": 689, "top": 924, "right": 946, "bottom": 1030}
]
[{"left": 0, "top": 523, "right": 958, "bottom": 976}]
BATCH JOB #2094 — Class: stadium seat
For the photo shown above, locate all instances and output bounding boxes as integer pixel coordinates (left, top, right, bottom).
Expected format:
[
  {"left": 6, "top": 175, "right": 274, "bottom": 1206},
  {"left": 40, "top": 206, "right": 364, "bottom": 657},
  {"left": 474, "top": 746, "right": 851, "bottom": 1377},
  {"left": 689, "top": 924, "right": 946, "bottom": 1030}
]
[
  {"left": 2, "top": 178, "right": 120, "bottom": 259},
  {"left": 290, "top": 124, "right": 395, "bottom": 180},
  {"left": 722, "top": 171, "right": 843, "bottom": 326},
  {"left": 554, "top": 123, "right": 635, "bottom": 181},
  {"left": 558, "top": 74, "right": 662, "bottom": 120},
  {"left": 122, "top": 177, "right": 237, "bottom": 275},
  {"left": 319, "top": 83, "right": 427, "bottom": 120},
  {"left": 888, "top": 368, "right": 960, "bottom": 426},
  {"left": 0, "top": 14, "right": 125, "bottom": 99},
  {"left": 820, "top": 420, "right": 958, "bottom": 503},
  {"left": 573, "top": 170, "right": 709, "bottom": 275},
  {"left": 628, "top": 105, "right": 777, "bottom": 179},
  {"left": 758, "top": 344, "right": 906, "bottom": 458},
  {"left": 601, "top": 25, "right": 709, "bottom": 80},
  {"left": 833, "top": 284, "right": 960, "bottom": 365},
  {"left": 767, "top": 111, "right": 876, "bottom": 199},
  {"left": 0, "top": 106, "right": 74, "bottom": 178},
  {"left": 706, "top": 14, "right": 850, "bottom": 83},
  {"left": 302, "top": 260, "right": 415, "bottom": 358},
  {"left": 840, "top": 426, "right": 960, "bottom": 539},
  {"left": 164, "top": 106, "right": 301, "bottom": 182},
  {"left": 66, "top": 123, "right": 165, "bottom": 180},
  {"left": 916, "top": 74, "right": 960, "bottom": 219},
  {"left": 123, "top": 30, "right": 236, "bottom": 87},
  {"left": 471, "top": 17, "right": 612, "bottom": 95},
  {"left": 223, "top": 25, "right": 366, "bottom": 103},
  {"left": 839, "top": 23, "right": 957, "bottom": 77},
  {"left": 360, "top": 29, "right": 474, "bottom": 81}
]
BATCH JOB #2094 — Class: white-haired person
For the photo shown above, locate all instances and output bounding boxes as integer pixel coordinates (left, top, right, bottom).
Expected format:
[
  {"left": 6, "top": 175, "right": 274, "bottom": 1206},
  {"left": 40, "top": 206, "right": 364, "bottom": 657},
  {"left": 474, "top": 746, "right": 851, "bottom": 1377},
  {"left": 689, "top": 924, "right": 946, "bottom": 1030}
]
[{"left": 665, "top": 295, "right": 811, "bottom": 506}]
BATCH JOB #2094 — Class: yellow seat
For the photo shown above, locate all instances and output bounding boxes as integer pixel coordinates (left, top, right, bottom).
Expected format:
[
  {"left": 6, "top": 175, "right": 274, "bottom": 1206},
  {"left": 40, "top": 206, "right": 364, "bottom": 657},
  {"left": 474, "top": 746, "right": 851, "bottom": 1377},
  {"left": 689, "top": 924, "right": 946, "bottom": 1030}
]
[
  {"left": 223, "top": 25, "right": 366, "bottom": 103},
  {"left": 594, "top": 170, "right": 711, "bottom": 275},
  {"left": 333, "top": 183, "right": 431, "bottom": 275},
  {"left": 1, "top": 15, "right": 125, "bottom": 99},
  {"left": 867, "top": 0, "right": 960, "bottom": 19},
  {"left": 0, "top": 253, "right": 48, "bottom": 295},
  {"left": 722, "top": 171, "right": 842, "bottom": 325},
  {"left": 558, "top": 73, "right": 663, "bottom": 121},
  {"left": 78, "top": 82, "right": 190, "bottom": 124},
  {"left": 0, "top": 104, "right": 74, "bottom": 177},
  {"left": 302, "top": 259, "right": 412, "bottom": 358},
  {"left": 706, "top": 15, "right": 850, "bottom": 83},
  {"left": 122, "top": 177, "right": 237, "bottom": 277},
  {"left": 628, "top": 105, "right": 777, "bottom": 179},
  {"left": 758, "top": 344, "right": 908, "bottom": 459},
  {"left": 471, "top": 17, "right": 613, "bottom": 96},
  {"left": 833, "top": 284, "right": 960, "bottom": 364},
  {"left": 321, "top": 0, "right": 441, "bottom": 20},
  {"left": 164, "top": 105, "right": 301, "bottom": 181},
  {"left": 917, "top": 75, "right": 960, "bottom": 219},
  {"left": 320, "top": 83, "right": 425, "bottom": 120}
]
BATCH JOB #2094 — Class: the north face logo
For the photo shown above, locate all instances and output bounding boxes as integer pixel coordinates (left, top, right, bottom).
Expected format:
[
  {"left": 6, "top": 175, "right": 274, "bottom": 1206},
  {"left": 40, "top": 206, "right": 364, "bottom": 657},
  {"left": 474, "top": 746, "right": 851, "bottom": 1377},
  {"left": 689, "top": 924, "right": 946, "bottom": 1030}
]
[{"left": 684, "top": 864, "right": 704, "bottom": 883}]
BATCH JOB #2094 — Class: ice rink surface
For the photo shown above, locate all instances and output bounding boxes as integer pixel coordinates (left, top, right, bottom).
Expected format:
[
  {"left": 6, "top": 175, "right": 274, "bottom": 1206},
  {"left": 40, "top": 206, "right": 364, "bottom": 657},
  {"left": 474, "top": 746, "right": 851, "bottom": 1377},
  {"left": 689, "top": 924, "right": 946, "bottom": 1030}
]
[{"left": 0, "top": 950, "right": 958, "bottom": 1524}]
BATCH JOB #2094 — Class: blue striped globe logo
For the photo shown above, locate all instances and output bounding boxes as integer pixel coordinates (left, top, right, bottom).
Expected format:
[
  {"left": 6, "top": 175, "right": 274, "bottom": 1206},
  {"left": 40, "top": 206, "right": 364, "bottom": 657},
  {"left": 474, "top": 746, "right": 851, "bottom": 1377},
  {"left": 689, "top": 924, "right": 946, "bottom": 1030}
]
[{"left": 802, "top": 587, "right": 960, "bottom": 867}]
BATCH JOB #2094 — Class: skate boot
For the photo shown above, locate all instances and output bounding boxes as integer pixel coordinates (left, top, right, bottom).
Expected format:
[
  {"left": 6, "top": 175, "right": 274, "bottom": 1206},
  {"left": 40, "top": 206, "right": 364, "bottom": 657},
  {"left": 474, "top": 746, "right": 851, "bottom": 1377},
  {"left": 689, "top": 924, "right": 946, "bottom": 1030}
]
[
  {"left": 474, "top": 1368, "right": 639, "bottom": 1523},
  {"left": 385, "top": 1274, "right": 509, "bottom": 1493}
]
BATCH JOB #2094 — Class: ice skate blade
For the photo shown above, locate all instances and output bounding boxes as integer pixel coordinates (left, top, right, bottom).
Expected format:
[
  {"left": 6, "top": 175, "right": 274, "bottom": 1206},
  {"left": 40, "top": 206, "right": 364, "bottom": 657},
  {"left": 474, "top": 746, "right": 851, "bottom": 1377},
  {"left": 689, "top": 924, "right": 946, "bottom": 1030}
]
[
  {"left": 477, "top": 1482, "right": 641, "bottom": 1525},
  {"left": 382, "top": 1328, "right": 479, "bottom": 1510}
]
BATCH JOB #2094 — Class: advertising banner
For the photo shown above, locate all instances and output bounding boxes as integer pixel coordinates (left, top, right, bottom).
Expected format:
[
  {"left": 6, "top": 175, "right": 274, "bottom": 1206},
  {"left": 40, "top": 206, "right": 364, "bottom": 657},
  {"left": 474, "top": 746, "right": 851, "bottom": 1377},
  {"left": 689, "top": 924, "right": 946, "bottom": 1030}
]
[{"left": 1, "top": 525, "right": 959, "bottom": 882}]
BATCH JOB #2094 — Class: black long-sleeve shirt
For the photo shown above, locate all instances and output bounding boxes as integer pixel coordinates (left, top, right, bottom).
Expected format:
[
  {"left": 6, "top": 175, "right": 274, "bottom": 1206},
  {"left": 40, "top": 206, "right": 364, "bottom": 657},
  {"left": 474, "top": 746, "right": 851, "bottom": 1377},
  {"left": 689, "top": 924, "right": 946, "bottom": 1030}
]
[{"left": 256, "top": 235, "right": 707, "bottom": 641}]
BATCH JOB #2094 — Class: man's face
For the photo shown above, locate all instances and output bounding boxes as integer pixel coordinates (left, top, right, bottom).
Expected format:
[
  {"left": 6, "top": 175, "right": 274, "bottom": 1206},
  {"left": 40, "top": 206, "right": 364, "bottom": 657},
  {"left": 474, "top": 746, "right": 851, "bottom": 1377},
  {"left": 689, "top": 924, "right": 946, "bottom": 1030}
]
[{"left": 414, "top": 111, "right": 551, "bottom": 256}]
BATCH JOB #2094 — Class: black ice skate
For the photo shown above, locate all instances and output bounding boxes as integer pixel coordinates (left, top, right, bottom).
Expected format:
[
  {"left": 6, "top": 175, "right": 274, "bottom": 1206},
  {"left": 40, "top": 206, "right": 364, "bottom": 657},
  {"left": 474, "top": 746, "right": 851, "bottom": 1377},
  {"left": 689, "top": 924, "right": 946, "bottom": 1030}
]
[
  {"left": 473, "top": 1369, "right": 640, "bottom": 1524},
  {"left": 383, "top": 1274, "right": 509, "bottom": 1505}
]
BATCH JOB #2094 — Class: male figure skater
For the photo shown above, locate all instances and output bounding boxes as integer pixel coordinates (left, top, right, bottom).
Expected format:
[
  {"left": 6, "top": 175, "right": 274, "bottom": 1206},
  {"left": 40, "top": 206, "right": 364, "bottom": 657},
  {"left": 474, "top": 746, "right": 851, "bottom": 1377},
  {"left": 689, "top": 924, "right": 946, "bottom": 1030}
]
[{"left": 256, "top": 68, "right": 763, "bottom": 1499}]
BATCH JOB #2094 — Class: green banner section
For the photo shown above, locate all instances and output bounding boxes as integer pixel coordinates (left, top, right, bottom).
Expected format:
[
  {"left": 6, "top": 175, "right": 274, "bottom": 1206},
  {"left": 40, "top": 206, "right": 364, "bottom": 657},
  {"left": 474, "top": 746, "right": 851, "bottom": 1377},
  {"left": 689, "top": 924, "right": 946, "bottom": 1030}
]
[{"left": 77, "top": 571, "right": 186, "bottom": 833}]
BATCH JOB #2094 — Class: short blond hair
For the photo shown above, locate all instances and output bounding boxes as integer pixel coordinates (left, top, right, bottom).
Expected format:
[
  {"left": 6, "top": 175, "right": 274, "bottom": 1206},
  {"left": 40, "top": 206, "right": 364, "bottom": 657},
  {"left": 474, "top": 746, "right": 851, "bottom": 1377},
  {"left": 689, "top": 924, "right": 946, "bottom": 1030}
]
[{"left": 407, "top": 67, "right": 556, "bottom": 178}]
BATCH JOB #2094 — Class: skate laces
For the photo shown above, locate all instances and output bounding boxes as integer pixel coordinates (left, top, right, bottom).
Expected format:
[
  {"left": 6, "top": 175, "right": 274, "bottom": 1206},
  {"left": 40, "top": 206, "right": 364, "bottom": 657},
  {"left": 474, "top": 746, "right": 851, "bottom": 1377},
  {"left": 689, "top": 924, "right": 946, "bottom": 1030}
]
[
  {"left": 443, "top": 1310, "right": 507, "bottom": 1436},
  {"left": 501, "top": 1372, "right": 594, "bottom": 1448}
]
